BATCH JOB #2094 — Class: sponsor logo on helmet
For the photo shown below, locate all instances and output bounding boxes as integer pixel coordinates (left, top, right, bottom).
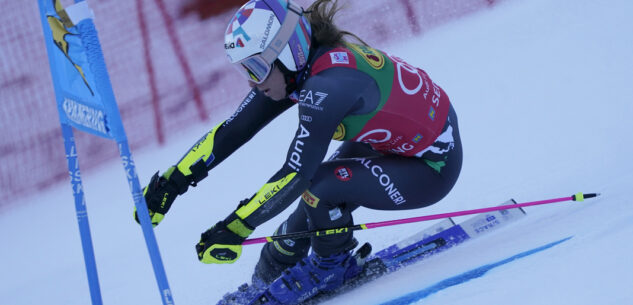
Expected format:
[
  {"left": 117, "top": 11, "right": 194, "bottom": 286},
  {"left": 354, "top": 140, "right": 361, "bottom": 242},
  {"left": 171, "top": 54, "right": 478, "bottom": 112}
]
[
  {"left": 332, "top": 123, "right": 346, "bottom": 141},
  {"left": 259, "top": 13, "right": 276, "bottom": 49},
  {"left": 224, "top": 38, "right": 246, "bottom": 49},
  {"left": 346, "top": 43, "right": 385, "bottom": 70},
  {"left": 225, "top": 4, "right": 253, "bottom": 49},
  {"left": 293, "top": 41, "right": 308, "bottom": 68}
]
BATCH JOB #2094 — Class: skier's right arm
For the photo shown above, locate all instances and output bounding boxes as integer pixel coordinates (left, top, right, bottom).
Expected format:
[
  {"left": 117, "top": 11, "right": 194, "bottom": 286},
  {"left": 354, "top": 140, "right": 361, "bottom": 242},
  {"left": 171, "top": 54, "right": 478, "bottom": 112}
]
[{"left": 134, "top": 88, "right": 294, "bottom": 226}]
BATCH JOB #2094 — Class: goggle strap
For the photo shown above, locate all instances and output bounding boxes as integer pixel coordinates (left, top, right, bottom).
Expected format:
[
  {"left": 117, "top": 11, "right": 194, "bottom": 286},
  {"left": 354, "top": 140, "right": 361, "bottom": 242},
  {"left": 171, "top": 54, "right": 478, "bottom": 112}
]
[{"left": 261, "top": 0, "right": 302, "bottom": 64}]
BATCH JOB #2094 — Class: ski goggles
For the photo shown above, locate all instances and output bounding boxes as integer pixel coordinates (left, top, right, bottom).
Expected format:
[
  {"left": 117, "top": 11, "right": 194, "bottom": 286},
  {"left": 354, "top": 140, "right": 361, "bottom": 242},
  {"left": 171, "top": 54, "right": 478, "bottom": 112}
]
[
  {"left": 234, "top": 55, "right": 274, "bottom": 84},
  {"left": 232, "top": 0, "right": 303, "bottom": 84}
]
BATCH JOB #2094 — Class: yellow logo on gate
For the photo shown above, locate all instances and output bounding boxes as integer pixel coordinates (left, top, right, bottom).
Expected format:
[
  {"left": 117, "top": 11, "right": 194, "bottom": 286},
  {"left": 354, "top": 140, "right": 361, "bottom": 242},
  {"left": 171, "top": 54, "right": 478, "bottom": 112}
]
[
  {"left": 47, "top": 0, "right": 94, "bottom": 95},
  {"left": 346, "top": 43, "right": 385, "bottom": 70}
]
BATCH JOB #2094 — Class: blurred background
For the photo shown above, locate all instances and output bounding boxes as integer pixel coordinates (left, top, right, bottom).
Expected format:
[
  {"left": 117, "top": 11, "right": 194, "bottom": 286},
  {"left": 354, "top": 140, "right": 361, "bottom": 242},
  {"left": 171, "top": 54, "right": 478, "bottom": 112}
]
[{"left": 0, "top": 0, "right": 500, "bottom": 210}]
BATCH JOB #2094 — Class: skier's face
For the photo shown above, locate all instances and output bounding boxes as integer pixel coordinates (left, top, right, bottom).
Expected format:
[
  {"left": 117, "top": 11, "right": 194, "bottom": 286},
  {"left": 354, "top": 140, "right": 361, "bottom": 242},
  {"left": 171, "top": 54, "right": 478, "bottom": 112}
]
[{"left": 249, "top": 64, "right": 286, "bottom": 101}]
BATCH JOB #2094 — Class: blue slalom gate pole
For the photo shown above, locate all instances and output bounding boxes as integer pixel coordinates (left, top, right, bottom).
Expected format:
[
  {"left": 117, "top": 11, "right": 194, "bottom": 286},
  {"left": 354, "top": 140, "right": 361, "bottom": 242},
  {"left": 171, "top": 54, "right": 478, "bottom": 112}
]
[
  {"left": 117, "top": 140, "right": 174, "bottom": 304},
  {"left": 37, "top": 0, "right": 174, "bottom": 304},
  {"left": 72, "top": 6, "right": 175, "bottom": 304},
  {"left": 60, "top": 123, "right": 103, "bottom": 305}
]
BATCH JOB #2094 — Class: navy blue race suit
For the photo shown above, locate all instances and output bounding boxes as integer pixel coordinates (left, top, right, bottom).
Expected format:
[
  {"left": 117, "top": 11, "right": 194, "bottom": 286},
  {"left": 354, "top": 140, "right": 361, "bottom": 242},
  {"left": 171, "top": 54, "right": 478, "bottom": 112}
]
[{"left": 174, "top": 43, "right": 462, "bottom": 281}]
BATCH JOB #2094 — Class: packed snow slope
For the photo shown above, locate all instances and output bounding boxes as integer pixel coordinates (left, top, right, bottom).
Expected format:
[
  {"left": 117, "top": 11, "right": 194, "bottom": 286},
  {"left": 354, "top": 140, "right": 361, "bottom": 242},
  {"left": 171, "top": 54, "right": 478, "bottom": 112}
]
[{"left": 1, "top": 0, "right": 632, "bottom": 304}]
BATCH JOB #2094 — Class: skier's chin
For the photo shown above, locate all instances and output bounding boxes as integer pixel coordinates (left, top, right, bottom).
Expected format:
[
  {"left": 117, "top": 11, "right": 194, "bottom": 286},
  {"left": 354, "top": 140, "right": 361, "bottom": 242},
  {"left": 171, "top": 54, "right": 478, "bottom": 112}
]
[{"left": 265, "top": 91, "right": 287, "bottom": 101}]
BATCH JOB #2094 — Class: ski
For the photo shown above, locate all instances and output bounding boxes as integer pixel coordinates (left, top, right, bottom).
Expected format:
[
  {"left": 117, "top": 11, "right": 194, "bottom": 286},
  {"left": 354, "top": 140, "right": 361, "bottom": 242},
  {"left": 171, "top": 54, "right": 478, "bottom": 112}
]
[
  {"left": 300, "top": 237, "right": 452, "bottom": 305},
  {"left": 218, "top": 199, "right": 526, "bottom": 305}
]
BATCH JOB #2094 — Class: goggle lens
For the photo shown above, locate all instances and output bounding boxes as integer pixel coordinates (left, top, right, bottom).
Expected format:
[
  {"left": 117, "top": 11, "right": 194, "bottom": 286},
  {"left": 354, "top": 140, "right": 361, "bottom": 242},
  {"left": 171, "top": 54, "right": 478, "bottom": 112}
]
[{"left": 236, "top": 55, "right": 272, "bottom": 84}]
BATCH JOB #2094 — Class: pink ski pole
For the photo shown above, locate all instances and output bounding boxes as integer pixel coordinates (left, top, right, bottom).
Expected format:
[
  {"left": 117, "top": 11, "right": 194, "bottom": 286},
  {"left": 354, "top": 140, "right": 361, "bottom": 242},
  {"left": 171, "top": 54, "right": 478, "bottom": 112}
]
[{"left": 242, "top": 192, "right": 599, "bottom": 245}]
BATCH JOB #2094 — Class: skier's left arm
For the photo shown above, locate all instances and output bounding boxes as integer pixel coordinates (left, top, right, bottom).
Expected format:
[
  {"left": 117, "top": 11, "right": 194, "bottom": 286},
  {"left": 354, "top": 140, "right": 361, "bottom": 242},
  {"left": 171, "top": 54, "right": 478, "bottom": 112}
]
[{"left": 196, "top": 70, "right": 372, "bottom": 264}]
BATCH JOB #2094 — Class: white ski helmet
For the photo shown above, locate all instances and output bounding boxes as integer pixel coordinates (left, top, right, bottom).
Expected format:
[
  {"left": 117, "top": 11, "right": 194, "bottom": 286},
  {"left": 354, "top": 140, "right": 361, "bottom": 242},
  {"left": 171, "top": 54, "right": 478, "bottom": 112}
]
[{"left": 224, "top": 0, "right": 312, "bottom": 83}]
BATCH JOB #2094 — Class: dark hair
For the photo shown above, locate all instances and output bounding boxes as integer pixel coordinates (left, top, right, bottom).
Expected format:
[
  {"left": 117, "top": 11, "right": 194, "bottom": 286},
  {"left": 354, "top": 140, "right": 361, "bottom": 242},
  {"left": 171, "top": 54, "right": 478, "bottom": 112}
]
[{"left": 305, "top": 0, "right": 368, "bottom": 47}]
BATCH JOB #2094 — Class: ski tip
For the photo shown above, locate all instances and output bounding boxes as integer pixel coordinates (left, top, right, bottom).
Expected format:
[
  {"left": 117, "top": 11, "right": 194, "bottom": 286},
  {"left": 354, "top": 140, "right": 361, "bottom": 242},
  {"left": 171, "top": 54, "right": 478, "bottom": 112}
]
[{"left": 572, "top": 192, "right": 600, "bottom": 202}]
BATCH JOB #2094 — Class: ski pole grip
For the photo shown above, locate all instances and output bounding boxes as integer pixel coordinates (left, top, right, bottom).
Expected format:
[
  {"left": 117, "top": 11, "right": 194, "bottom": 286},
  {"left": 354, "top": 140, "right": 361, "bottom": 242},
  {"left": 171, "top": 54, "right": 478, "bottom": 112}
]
[{"left": 572, "top": 192, "right": 600, "bottom": 201}]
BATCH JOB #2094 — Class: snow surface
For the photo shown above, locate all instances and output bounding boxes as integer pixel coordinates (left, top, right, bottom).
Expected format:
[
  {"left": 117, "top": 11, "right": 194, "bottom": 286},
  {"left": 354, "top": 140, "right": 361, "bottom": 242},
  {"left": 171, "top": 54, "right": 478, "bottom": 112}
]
[{"left": 2, "top": 0, "right": 632, "bottom": 304}]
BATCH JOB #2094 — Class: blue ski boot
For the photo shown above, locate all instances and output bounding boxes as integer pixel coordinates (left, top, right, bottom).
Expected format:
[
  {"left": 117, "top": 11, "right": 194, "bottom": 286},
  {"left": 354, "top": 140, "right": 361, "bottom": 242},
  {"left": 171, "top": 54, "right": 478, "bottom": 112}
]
[
  {"left": 252, "top": 243, "right": 372, "bottom": 305},
  {"left": 218, "top": 275, "right": 268, "bottom": 305},
  {"left": 218, "top": 241, "right": 304, "bottom": 305}
]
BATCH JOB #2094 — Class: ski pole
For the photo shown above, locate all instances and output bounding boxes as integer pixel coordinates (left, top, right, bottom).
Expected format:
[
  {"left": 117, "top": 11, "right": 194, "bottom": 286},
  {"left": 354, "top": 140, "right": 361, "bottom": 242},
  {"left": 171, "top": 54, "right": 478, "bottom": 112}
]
[{"left": 242, "top": 192, "right": 599, "bottom": 245}]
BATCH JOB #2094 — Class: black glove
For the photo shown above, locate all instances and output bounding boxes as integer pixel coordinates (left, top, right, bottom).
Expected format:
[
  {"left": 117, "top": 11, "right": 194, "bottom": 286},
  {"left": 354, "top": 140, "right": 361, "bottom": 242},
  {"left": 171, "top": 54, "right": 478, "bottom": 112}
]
[
  {"left": 196, "top": 212, "right": 254, "bottom": 264},
  {"left": 134, "top": 166, "right": 190, "bottom": 227}
]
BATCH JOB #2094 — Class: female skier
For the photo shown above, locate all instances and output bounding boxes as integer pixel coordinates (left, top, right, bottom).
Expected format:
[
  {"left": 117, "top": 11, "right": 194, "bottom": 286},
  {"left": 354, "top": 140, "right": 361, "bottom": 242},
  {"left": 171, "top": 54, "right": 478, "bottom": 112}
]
[{"left": 135, "top": 0, "right": 462, "bottom": 304}]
